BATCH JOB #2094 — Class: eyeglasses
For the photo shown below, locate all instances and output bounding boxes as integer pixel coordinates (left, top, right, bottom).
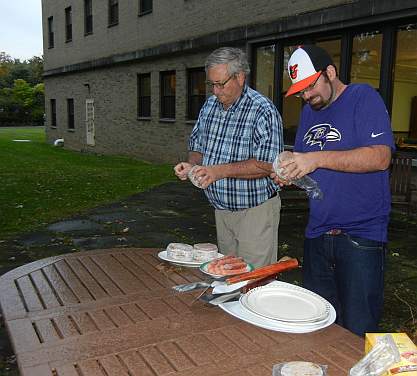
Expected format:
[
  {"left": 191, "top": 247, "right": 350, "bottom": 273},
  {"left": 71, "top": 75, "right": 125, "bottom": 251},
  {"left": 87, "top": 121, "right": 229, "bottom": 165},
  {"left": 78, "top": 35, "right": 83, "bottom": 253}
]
[
  {"left": 294, "top": 73, "right": 322, "bottom": 98},
  {"left": 205, "top": 74, "right": 235, "bottom": 90}
]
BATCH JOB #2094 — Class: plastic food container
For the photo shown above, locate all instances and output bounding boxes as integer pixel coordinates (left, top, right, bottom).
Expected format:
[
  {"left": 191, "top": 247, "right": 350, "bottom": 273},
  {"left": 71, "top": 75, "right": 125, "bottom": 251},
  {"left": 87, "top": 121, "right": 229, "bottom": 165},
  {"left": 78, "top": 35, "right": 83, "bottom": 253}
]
[
  {"left": 188, "top": 165, "right": 204, "bottom": 188},
  {"left": 272, "top": 361, "right": 327, "bottom": 376},
  {"left": 166, "top": 243, "right": 194, "bottom": 261},
  {"left": 193, "top": 243, "right": 218, "bottom": 262}
]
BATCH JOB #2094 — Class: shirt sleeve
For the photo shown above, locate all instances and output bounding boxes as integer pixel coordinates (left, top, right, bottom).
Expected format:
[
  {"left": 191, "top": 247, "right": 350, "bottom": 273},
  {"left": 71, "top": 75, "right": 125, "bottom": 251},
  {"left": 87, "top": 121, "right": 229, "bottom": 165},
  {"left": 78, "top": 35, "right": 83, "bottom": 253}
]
[
  {"left": 253, "top": 104, "right": 284, "bottom": 162},
  {"left": 354, "top": 85, "right": 395, "bottom": 150}
]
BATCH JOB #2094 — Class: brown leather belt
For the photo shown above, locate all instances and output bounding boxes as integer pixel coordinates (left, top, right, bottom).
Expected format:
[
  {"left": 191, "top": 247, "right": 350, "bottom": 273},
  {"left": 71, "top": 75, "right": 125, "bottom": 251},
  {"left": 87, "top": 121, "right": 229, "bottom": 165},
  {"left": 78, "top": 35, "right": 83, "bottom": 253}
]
[{"left": 326, "top": 229, "right": 342, "bottom": 235}]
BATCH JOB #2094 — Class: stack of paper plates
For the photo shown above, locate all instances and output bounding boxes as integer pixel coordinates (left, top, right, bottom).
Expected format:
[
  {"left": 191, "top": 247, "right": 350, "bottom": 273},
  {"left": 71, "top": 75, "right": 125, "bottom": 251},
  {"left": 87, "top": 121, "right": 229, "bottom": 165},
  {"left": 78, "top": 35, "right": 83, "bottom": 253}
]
[{"left": 219, "top": 281, "right": 335, "bottom": 333}]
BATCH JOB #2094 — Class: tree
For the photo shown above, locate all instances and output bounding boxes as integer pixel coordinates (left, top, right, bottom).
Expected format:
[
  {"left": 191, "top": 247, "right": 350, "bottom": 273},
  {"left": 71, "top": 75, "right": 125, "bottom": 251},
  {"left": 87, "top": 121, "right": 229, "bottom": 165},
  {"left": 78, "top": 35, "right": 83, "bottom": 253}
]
[
  {"left": 27, "top": 56, "right": 44, "bottom": 85},
  {"left": 0, "top": 53, "right": 44, "bottom": 126},
  {"left": 0, "top": 79, "right": 45, "bottom": 126}
]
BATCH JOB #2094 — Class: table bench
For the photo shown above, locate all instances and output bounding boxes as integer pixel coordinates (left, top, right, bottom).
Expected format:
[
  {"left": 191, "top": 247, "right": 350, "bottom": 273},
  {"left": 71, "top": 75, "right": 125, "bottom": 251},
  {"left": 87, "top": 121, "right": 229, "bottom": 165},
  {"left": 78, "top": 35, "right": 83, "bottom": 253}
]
[{"left": 0, "top": 248, "right": 363, "bottom": 375}]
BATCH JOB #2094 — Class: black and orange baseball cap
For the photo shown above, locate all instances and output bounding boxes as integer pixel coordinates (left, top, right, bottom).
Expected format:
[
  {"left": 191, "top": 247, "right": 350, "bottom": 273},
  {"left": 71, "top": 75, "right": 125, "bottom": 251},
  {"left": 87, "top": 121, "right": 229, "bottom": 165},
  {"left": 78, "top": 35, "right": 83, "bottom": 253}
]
[{"left": 285, "top": 45, "right": 334, "bottom": 97}]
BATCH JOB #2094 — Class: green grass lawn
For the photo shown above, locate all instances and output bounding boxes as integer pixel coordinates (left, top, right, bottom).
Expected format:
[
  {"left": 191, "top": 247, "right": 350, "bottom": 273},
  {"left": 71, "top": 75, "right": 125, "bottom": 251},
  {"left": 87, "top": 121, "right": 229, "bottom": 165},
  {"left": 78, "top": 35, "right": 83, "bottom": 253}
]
[{"left": 0, "top": 127, "right": 176, "bottom": 239}]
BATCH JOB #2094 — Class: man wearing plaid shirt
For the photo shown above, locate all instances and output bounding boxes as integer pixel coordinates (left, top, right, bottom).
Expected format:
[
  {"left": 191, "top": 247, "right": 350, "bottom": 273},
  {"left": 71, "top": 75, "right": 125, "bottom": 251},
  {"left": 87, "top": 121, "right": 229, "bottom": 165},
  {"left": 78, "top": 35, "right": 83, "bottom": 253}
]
[{"left": 174, "top": 47, "right": 283, "bottom": 267}]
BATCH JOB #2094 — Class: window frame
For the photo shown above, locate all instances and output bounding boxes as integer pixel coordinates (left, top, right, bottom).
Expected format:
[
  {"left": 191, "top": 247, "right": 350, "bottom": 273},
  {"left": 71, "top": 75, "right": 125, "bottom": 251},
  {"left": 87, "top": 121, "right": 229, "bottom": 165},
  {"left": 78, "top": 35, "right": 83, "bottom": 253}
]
[
  {"left": 108, "top": 0, "right": 119, "bottom": 27},
  {"left": 187, "top": 68, "right": 206, "bottom": 121},
  {"left": 65, "top": 6, "right": 72, "bottom": 42},
  {"left": 160, "top": 71, "right": 176, "bottom": 120},
  {"left": 84, "top": 0, "right": 93, "bottom": 35},
  {"left": 137, "top": 73, "right": 151, "bottom": 118},
  {"left": 139, "top": 0, "right": 153, "bottom": 16},
  {"left": 47, "top": 16, "right": 54, "bottom": 49},
  {"left": 50, "top": 99, "right": 57, "bottom": 128},
  {"left": 67, "top": 98, "right": 75, "bottom": 130},
  {"left": 251, "top": 17, "right": 417, "bottom": 145}
]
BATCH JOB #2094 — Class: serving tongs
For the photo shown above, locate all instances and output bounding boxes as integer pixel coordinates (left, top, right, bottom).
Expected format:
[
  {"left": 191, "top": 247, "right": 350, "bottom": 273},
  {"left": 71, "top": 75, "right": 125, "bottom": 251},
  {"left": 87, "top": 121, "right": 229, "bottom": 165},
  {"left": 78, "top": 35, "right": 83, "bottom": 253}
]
[{"left": 172, "top": 258, "right": 299, "bottom": 293}]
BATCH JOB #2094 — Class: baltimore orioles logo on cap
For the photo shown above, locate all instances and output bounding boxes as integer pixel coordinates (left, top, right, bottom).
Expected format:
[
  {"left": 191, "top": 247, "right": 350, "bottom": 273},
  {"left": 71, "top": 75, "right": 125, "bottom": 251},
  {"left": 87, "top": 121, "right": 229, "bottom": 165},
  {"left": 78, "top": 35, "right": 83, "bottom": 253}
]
[
  {"left": 285, "top": 45, "right": 334, "bottom": 97},
  {"left": 289, "top": 64, "right": 298, "bottom": 79}
]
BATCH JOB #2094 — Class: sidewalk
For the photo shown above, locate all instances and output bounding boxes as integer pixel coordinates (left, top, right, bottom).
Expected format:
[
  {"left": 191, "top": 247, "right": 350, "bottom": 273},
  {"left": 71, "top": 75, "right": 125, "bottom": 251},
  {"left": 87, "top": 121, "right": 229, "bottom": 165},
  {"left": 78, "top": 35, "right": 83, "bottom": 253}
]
[{"left": 0, "top": 182, "right": 416, "bottom": 374}]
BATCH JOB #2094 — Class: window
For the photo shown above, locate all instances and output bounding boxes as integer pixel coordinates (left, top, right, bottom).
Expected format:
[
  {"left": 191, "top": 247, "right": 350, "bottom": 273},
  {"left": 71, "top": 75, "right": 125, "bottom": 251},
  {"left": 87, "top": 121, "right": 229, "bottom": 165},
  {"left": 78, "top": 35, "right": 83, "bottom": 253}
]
[
  {"left": 67, "top": 98, "right": 75, "bottom": 129},
  {"left": 392, "top": 23, "right": 417, "bottom": 140},
  {"left": 160, "top": 71, "right": 176, "bottom": 119},
  {"left": 65, "top": 7, "right": 72, "bottom": 42},
  {"left": 137, "top": 73, "right": 151, "bottom": 118},
  {"left": 108, "top": 0, "right": 119, "bottom": 26},
  {"left": 47, "top": 16, "right": 54, "bottom": 48},
  {"left": 84, "top": 0, "right": 93, "bottom": 35},
  {"left": 139, "top": 0, "right": 152, "bottom": 15},
  {"left": 351, "top": 30, "right": 382, "bottom": 89},
  {"left": 187, "top": 68, "right": 206, "bottom": 120},
  {"left": 50, "top": 99, "right": 57, "bottom": 127},
  {"left": 254, "top": 45, "right": 275, "bottom": 101}
]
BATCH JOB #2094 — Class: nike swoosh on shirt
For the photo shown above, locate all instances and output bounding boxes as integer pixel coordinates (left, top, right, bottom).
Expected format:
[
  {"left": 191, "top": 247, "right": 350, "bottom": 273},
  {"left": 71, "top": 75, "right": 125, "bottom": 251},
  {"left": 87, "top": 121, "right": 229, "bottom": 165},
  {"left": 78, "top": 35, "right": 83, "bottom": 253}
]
[{"left": 371, "top": 132, "right": 385, "bottom": 138}]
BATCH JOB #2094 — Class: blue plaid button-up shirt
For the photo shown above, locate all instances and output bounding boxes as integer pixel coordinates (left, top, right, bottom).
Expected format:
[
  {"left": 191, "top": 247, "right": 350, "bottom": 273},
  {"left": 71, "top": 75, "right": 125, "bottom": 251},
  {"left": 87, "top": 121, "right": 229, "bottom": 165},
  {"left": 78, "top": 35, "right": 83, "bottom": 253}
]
[{"left": 189, "top": 85, "right": 283, "bottom": 210}]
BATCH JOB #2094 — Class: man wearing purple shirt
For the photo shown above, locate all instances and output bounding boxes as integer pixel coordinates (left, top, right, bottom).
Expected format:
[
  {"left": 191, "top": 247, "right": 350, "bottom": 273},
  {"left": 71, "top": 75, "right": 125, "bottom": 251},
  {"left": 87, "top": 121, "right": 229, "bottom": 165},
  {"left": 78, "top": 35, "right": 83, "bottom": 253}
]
[{"left": 273, "top": 45, "right": 395, "bottom": 336}]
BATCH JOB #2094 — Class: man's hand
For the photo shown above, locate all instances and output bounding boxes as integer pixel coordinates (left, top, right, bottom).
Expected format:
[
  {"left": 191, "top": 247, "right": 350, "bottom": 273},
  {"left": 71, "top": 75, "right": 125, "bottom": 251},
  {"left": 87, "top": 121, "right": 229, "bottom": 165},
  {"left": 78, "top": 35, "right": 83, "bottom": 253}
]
[
  {"left": 189, "top": 165, "right": 222, "bottom": 189},
  {"left": 279, "top": 152, "right": 317, "bottom": 180},
  {"left": 174, "top": 162, "right": 193, "bottom": 180},
  {"left": 270, "top": 171, "right": 292, "bottom": 187}
]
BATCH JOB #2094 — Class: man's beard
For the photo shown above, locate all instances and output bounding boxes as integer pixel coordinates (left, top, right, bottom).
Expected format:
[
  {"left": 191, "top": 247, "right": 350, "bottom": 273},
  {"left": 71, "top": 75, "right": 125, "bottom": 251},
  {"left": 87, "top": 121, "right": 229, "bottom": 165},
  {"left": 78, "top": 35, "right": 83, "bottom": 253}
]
[{"left": 308, "top": 81, "right": 334, "bottom": 111}]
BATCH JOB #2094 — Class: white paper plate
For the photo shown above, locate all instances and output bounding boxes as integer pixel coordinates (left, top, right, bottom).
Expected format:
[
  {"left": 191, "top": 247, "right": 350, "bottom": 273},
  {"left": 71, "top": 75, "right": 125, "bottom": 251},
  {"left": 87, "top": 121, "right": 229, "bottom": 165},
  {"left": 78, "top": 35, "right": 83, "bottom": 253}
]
[
  {"left": 219, "top": 298, "right": 335, "bottom": 333},
  {"left": 240, "top": 281, "right": 330, "bottom": 323},
  {"left": 199, "top": 260, "right": 254, "bottom": 278},
  {"left": 158, "top": 250, "right": 224, "bottom": 268}
]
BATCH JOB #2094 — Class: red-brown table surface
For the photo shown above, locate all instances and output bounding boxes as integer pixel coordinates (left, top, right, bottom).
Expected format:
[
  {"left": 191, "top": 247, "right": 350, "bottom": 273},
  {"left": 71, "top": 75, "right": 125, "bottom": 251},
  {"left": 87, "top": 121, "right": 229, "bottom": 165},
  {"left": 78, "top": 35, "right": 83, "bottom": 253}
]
[{"left": 0, "top": 248, "right": 363, "bottom": 375}]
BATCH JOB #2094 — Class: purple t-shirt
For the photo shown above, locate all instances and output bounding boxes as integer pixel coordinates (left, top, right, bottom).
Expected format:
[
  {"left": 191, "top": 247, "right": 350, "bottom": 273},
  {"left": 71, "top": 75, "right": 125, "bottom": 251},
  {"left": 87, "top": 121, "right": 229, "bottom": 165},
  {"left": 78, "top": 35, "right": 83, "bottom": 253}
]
[{"left": 294, "top": 84, "right": 395, "bottom": 242}]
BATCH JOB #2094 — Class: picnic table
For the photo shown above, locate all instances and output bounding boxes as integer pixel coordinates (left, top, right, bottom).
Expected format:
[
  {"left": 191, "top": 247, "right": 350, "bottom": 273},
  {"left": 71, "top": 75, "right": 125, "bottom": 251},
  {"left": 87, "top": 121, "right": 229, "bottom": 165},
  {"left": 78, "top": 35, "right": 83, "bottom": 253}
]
[{"left": 0, "top": 248, "right": 363, "bottom": 375}]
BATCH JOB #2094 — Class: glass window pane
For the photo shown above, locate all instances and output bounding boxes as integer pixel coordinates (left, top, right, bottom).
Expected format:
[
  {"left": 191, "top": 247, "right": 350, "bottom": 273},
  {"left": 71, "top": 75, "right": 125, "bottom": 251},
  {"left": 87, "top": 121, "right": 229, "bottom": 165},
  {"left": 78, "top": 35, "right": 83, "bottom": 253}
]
[
  {"left": 187, "top": 69, "right": 206, "bottom": 120},
  {"left": 351, "top": 31, "right": 382, "bottom": 89},
  {"left": 392, "top": 23, "right": 417, "bottom": 140},
  {"left": 141, "top": 75, "right": 150, "bottom": 96},
  {"left": 255, "top": 45, "right": 275, "bottom": 101},
  {"left": 281, "top": 39, "right": 341, "bottom": 144},
  {"left": 140, "top": 0, "right": 152, "bottom": 14},
  {"left": 137, "top": 73, "right": 151, "bottom": 117},
  {"left": 161, "top": 71, "right": 176, "bottom": 119}
]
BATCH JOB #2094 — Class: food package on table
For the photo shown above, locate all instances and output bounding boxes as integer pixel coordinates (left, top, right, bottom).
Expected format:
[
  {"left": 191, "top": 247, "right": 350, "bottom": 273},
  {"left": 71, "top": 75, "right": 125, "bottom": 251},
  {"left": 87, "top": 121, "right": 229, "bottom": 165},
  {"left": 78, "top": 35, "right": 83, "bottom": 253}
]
[
  {"left": 365, "top": 333, "right": 417, "bottom": 375},
  {"left": 272, "top": 361, "right": 327, "bottom": 375},
  {"left": 166, "top": 243, "right": 194, "bottom": 261},
  {"left": 193, "top": 243, "right": 218, "bottom": 262}
]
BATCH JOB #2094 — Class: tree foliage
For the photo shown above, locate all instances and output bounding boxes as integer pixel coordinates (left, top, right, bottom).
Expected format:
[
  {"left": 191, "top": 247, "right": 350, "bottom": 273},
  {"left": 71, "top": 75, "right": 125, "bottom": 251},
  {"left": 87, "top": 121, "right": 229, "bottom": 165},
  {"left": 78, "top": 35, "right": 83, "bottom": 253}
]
[{"left": 0, "top": 52, "right": 44, "bottom": 126}]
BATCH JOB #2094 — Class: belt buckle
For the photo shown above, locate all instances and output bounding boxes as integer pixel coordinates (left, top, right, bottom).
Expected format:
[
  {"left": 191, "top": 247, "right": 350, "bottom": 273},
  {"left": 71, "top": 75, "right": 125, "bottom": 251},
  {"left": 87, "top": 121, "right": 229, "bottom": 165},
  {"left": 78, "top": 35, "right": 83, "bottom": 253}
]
[{"left": 326, "top": 229, "right": 342, "bottom": 235}]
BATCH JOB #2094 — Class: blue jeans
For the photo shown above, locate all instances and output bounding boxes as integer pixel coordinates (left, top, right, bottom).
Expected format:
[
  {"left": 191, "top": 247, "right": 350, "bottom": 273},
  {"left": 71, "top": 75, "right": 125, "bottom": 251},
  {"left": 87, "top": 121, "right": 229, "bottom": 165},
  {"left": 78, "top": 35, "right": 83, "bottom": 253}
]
[{"left": 303, "top": 233, "right": 385, "bottom": 337}]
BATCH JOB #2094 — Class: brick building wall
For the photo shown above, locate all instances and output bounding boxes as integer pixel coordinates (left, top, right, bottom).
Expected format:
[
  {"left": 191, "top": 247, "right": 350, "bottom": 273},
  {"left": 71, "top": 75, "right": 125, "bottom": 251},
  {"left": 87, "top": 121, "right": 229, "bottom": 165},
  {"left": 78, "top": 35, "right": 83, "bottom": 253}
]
[
  {"left": 42, "top": 0, "right": 351, "bottom": 71},
  {"left": 42, "top": 0, "right": 417, "bottom": 163},
  {"left": 45, "top": 48, "right": 217, "bottom": 163}
]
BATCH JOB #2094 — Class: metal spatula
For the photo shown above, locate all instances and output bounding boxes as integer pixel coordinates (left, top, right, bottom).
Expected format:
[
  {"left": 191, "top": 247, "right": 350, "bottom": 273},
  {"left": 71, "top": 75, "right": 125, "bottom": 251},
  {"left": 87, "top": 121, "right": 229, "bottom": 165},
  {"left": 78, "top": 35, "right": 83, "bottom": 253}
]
[
  {"left": 199, "top": 291, "right": 241, "bottom": 305},
  {"left": 172, "top": 281, "right": 212, "bottom": 292}
]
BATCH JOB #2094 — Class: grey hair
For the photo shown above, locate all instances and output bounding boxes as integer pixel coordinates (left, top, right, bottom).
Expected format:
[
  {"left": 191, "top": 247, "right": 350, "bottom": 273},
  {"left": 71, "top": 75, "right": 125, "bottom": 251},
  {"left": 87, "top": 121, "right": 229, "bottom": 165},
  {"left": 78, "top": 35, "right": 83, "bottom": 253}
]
[{"left": 205, "top": 47, "right": 250, "bottom": 76}]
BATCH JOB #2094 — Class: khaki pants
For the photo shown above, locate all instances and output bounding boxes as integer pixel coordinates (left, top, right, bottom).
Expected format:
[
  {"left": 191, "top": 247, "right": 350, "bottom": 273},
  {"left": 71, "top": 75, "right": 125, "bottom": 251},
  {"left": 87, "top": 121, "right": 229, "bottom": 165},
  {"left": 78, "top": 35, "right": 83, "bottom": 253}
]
[{"left": 215, "top": 195, "right": 281, "bottom": 268}]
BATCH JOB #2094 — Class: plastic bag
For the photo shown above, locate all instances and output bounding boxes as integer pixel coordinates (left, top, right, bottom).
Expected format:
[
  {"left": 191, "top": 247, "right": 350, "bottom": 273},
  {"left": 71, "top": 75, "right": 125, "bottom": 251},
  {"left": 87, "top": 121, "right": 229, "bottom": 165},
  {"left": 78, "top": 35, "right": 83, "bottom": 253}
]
[
  {"left": 349, "top": 334, "right": 401, "bottom": 376},
  {"left": 273, "top": 151, "right": 323, "bottom": 200}
]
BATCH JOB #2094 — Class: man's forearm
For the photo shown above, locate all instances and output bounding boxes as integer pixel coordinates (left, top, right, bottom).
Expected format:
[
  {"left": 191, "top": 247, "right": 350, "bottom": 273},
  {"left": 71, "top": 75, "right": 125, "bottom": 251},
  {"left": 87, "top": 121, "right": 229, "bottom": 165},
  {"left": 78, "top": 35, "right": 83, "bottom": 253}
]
[
  {"left": 188, "top": 151, "right": 203, "bottom": 166},
  {"left": 216, "top": 159, "right": 273, "bottom": 179},
  {"left": 311, "top": 145, "right": 391, "bottom": 172}
]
